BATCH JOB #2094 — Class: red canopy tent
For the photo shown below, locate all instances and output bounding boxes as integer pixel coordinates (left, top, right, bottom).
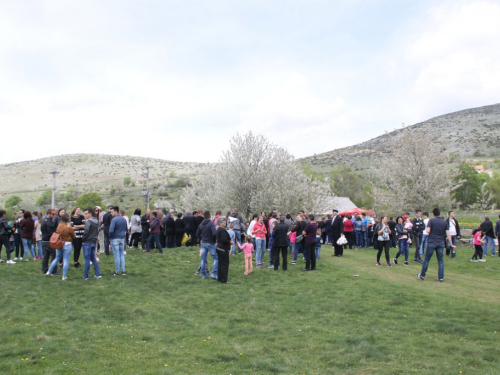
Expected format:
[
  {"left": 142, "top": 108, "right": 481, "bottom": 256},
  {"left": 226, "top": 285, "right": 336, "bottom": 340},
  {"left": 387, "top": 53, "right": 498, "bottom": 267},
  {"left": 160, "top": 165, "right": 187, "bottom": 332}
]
[{"left": 338, "top": 208, "right": 375, "bottom": 217}]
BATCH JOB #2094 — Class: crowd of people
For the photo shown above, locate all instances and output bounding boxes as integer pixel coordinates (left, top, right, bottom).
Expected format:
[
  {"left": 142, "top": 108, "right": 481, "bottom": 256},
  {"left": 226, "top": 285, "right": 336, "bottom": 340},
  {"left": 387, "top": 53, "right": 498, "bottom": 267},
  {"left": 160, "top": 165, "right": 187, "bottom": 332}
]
[{"left": 1, "top": 205, "right": 499, "bottom": 284}]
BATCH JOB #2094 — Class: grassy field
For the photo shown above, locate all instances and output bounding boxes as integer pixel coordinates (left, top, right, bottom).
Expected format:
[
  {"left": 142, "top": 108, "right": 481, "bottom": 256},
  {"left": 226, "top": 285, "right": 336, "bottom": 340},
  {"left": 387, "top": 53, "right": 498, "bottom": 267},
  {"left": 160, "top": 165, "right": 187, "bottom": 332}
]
[{"left": 1, "top": 243, "right": 500, "bottom": 374}]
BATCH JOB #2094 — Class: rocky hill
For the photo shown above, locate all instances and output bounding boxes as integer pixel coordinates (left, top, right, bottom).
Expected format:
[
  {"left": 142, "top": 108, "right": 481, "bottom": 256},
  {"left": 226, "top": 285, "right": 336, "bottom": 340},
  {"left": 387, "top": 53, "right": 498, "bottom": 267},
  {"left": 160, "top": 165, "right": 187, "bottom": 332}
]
[
  {"left": 302, "top": 103, "right": 500, "bottom": 173},
  {"left": 0, "top": 154, "right": 205, "bottom": 209}
]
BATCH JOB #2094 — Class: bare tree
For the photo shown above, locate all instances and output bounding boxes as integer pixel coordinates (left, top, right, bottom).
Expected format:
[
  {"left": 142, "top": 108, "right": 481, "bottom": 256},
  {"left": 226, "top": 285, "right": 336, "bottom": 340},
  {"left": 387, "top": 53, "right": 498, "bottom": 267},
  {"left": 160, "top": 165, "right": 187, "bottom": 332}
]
[
  {"left": 372, "top": 127, "right": 454, "bottom": 213},
  {"left": 180, "top": 132, "right": 332, "bottom": 217}
]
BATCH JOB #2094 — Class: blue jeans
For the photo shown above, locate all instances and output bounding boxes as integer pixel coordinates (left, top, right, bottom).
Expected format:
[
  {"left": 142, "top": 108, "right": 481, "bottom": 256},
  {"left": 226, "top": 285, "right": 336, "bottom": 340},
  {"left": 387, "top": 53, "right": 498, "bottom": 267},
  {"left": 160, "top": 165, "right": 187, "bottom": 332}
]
[
  {"left": 147, "top": 233, "right": 163, "bottom": 253},
  {"left": 200, "top": 242, "right": 218, "bottom": 278},
  {"left": 419, "top": 233, "right": 428, "bottom": 256},
  {"left": 355, "top": 231, "right": 363, "bottom": 248},
  {"left": 48, "top": 243, "right": 72, "bottom": 277},
  {"left": 315, "top": 243, "right": 321, "bottom": 259},
  {"left": 22, "top": 238, "right": 35, "bottom": 259},
  {"left": 483, "top": 236, "right": 496, "bottom": 256},
  {"left": 111, "top": 238, "right": 126, "bottom": 273},
  {"left": 82, "top": 242, "right": 101, "bottom": 278},
  {"left": 446, "top": 235, "right": 458, "bottom": 258},
  {"left": 255, "top": 238, "right": 266, "bottom": 264},
  {"left": 234, "top": 230, "right": 241, "bottom": 246},
  {"left": 35, "top": 240, "right": 43, "bottom": 257},
  {"left": 396, "top": 239, "right": 409, "bottom": 261},
  {"left": 419, "top": 242, "right": 445, "bottom": 280},
  {"left": 293, "top": 241, "right": 303, "bottom": 261}
]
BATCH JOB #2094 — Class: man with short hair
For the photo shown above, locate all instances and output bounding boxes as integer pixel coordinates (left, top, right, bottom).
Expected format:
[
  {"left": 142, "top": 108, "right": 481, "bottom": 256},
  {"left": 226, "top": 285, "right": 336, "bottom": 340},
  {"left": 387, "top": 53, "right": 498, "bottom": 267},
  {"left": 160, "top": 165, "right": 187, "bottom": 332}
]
[
  {"left": 196, "top": 211, "right": 218, "bottom": 279},
  {"left": 109, "top": 206, "right": 127, "bottom": 276},
  {"left": 82, "top": 207, "right": 102, "bottom": 280},
  {"left": 445, "top": 211, "right": 461, "bottom": 258},
  {"left": 417, "top": 208, "right": 455, "bottom": 282},
  {"left": 480, "top": 216, "right": 496, "bottom": 256},
  {"left": 412, "top": 210, "right": 425, "bottom": 263},
  {"left": 330, "top": 209, "right": 344, "bottom": 256},
  {"left": 41, "top": 209, "right": 58, "bottom": 274},
  {"left": 102, "top": 205, "right": 113, "bottom": 256},
  {"left": 144, "top": 211, "right": 163, "bottom": 253}
]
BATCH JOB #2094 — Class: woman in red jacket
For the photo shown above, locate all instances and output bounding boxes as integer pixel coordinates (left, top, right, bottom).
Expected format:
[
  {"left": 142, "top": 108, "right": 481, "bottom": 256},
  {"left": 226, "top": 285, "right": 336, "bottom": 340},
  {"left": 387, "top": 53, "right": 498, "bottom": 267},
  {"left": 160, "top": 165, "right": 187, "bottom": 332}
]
[{"left": 343, "top": 214, "right": 354, "bottom": 250}]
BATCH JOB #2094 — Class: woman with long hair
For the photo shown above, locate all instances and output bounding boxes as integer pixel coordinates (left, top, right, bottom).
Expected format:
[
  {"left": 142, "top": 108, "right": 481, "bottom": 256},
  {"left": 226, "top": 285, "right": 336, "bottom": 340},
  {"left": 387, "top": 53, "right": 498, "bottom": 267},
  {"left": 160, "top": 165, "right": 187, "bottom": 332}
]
[
  {"left": 252, "top": 215, "right": 267, "bottom": 268},
  {"left": 394, "top": 216, "right": 410, "bottom": 266},
  {"left": 129, "top": 208, "right": 142, "bottom": 249},
  {"left": 343, "top": 214, "right": 354, "bottom": 250},
  {"left": 375, "top": 216, "right": 392, "bottom": 267},
  {"left": 46, "top": 213, "right": 76, "bottom": 280}
]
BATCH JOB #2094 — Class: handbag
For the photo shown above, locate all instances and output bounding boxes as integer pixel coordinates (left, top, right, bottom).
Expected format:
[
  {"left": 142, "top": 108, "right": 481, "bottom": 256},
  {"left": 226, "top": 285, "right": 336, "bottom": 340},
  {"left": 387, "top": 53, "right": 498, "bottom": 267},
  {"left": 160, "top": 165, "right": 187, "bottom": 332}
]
[
  {"left": 337, "top": 235, "right": 347, "bottom": 245},
  {"left": 295, "top": 234, "right": 303, "bottom": 243},
  {"left": 49, "top": 232, "right": 63, "bottom": 249},
  {"left": 181, "top": 232, "right": 190, "bottom": 245}
]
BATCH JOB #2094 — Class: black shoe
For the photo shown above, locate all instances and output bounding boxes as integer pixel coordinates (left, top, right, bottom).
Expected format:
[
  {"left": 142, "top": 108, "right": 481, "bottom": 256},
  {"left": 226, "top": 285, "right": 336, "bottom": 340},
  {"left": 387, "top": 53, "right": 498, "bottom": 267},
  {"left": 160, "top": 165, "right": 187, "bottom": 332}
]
[
  {"left": 112, "top": 272, "right": 119, "bottom": 276},
  {"left": 404, "top": 261, "right": 409, "bottom": 266},
  {"left": 52, "top": 272, "right": 61, "bottom": 276},
  {"left": 393, "top": 257, "right": 398, "bottom": 265},
  {"left": 121, "top": 271, "right": 126, "bottom": 276}
]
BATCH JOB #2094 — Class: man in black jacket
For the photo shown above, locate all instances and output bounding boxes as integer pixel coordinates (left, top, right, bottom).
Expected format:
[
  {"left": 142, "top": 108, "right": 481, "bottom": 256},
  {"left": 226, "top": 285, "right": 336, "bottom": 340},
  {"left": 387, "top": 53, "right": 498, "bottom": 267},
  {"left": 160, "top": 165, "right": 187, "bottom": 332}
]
[
  {"left": 102, "top": 205, "right": 113, "bottom": 256},
  {"left": 480, "top": 216, "right": 496, "bottom": 256},
  {"left": 41, "top": 209, "right": 59, "bottom": 275},
  {"left": 330, "top": 209, "right": 344, "bottom": 257},
  {"left": 272, "top": 216, "right": 290, "bottom": 271},
  {"left": 182, "top": 210, "right": 195, "bottom": 246},
  {"left": 412, "top": 210, "right": 425, "bottom": 263}
]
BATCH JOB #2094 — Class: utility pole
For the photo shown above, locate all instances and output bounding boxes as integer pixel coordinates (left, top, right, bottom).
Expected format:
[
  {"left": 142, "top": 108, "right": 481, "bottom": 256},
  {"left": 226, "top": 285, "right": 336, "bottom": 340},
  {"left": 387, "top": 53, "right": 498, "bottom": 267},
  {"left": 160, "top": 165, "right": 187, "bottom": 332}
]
[
  {"left": 50, "top": 168, "right": 58, "bottom": 209},
  {"left": 142, "top": 166, "right": 150, "bottom": 211}
]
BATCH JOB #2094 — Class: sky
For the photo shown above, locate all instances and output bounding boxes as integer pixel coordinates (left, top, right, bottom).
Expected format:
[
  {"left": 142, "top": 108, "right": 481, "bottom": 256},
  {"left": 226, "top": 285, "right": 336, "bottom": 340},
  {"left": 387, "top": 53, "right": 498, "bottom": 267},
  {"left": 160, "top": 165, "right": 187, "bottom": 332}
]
[{"left": 1, "top": 0, "right": 499, "bottom": 165}]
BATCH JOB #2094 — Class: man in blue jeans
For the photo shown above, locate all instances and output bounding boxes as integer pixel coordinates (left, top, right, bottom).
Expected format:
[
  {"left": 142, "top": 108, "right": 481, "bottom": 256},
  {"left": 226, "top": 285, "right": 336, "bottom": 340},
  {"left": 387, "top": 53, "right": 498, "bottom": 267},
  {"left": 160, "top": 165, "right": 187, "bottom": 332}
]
[
  {"left": 196, "top": 211, "right": 218, "bottom": 280},
  {"left": 417, "top": 208, "right": 455, "bottom": 282},
  {"left": 109, "top": 206, "right": 127, "bottom": 276},
  {"left": 82, "top": 207, "right": 101, "bottom": 280}
]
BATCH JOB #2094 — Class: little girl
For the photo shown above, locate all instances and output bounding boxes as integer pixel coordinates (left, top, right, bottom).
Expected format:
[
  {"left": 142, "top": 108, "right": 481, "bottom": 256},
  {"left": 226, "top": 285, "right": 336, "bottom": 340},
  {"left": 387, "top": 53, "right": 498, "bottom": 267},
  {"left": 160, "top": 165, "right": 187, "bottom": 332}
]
[
  {"left": 471, "top": 228, "right": 486, "bottom": 262},
  {"left": 237, "top": 235, "right": 255, "bottom": 275},
  {"left": 315, "top": 228, "right": 322, "bottom": 259},
  {"left": 404, "top": 218, "right": 413, "bottom": 244}
]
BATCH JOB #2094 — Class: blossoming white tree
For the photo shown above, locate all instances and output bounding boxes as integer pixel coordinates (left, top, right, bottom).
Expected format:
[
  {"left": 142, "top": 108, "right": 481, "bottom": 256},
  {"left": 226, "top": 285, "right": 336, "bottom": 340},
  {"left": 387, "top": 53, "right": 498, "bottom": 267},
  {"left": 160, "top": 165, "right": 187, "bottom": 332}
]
[
  {"left": 372, "top": 127, "right": 454, "bottom": 213},
  {"left": 180, "top": 132, "right": 332, "bottom": 218}
]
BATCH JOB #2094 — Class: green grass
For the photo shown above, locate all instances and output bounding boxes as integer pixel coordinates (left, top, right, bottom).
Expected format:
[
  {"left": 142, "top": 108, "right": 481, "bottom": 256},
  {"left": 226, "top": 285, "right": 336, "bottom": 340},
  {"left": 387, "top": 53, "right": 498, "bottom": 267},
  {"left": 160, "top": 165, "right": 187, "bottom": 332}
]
[{"left": 2, "top": 244, "right": 500, "bottom": 374}]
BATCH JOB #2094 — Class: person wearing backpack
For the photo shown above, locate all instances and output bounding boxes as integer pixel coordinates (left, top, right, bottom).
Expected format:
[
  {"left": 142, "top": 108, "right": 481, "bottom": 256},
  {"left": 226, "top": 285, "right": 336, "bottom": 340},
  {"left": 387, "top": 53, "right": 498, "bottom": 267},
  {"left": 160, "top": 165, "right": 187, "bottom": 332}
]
[
  {"left": 41, "top": 209, "right": 58, "bottom": 275},
  {"left": 81, "top": 207, "right": 102, "bottom": 280},
  {"left": 46, "top": 213, "right": 76, "bottom": 280}
]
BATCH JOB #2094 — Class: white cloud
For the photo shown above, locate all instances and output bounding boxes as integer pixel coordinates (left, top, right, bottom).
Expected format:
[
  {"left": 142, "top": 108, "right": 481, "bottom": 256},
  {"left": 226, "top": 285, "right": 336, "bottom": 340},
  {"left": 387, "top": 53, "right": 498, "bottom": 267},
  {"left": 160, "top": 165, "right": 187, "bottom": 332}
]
[
  {"left": 237, "top": 73, "right": 352, "bottom": 158},
  {"left": 404, "top": 0, "right": 500, "bottom": 118}
]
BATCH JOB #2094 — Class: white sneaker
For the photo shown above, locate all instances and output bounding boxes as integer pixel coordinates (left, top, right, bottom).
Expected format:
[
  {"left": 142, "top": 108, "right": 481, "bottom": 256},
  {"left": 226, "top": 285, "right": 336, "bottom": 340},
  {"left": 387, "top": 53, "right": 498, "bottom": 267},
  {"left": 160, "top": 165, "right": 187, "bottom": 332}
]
[
  {"left": 6, "top": 260, "right": 16, "bottom": 264},
  {"left": 13, "top": 257, "right": 18, "bottom": 260},
  {"left": 0, "top": 259, "right": 3, "bottom": 263},
  {"left": 20, "top": 257, "right": 23, "bottom": 260},
  {"left": 124, "top": 251, "right": 127, "bottom": 255},
  {"left": 96, "top": 257, "right": 99, "bottom": 262},
  {"left": 62, "top": 277, "right": 67, "bottom": 281},
  {"left": 479, "top": 259, "right": 486, "bottom": 262}
]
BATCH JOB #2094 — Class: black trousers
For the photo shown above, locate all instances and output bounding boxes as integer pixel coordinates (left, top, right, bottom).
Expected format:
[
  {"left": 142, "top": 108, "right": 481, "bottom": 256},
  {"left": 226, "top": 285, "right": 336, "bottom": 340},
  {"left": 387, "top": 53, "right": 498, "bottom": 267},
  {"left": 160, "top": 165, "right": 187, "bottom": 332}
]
[
  {"left": 42, "top": 241, "right": 57, "bottom": 274},
  {"left": 304, "top": 242, "right": 317, "bottom": 270},
  {"left": 160, "top": 232, "right": 167, "bottom": 248},
  {"left": 473, "top": 245, "right": 483, "bottom": 260},
  {"left": 344, "top": 231, "right": 354, "bottom": 249},
  {"left": 104, "top": 231, "right": 110, "bottom": 256},
  {"left": 166, "top": 233, "right": 174, "bottom": 248},
  {"left": 175, "top": 232, "right": 184, "bottom": 248},
  {"left": 73, "top": 237, "right": 82, "bottom": 263},
  {"left": 130, "top": 232, "right": 141, "bottom": 248},
  {"left": 413, "top": 232, "right": 423, "bottom": 260},
  {"left": 0, "top": 235, "right": 11, "bottom": 260},
  {"left": 377, "top": 240, "right": 390, "bottom": 264},
  {"left": 185, "top": 230, "right": 194, "bottom": 246},
  {"left": 216, "top": 248, "right": 230, "bottom": 283},
  {"left": 273, "top": 246, "right": 288, "bottom": 270},
  {"left": 332, "top": 233, "right": 342, "bottom": 256},
  {"left": 14, "top": 233, "right": 24, "bottom": 258}
]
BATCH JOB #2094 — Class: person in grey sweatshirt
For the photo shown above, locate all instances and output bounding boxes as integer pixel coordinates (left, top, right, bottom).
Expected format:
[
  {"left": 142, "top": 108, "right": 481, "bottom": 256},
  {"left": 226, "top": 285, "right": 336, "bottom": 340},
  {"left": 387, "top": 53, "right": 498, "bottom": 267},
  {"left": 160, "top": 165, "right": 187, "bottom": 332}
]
[{"left": 82, "top": 207, "right": 101, "bottom": 280}]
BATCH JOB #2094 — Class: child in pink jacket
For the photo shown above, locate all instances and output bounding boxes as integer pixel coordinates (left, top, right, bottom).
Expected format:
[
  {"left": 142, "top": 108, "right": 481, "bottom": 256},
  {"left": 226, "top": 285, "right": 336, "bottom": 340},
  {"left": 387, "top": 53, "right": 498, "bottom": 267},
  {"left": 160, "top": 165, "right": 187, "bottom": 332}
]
[{"left": 238, "top": 235, "right": 255, "bottom": 275}]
